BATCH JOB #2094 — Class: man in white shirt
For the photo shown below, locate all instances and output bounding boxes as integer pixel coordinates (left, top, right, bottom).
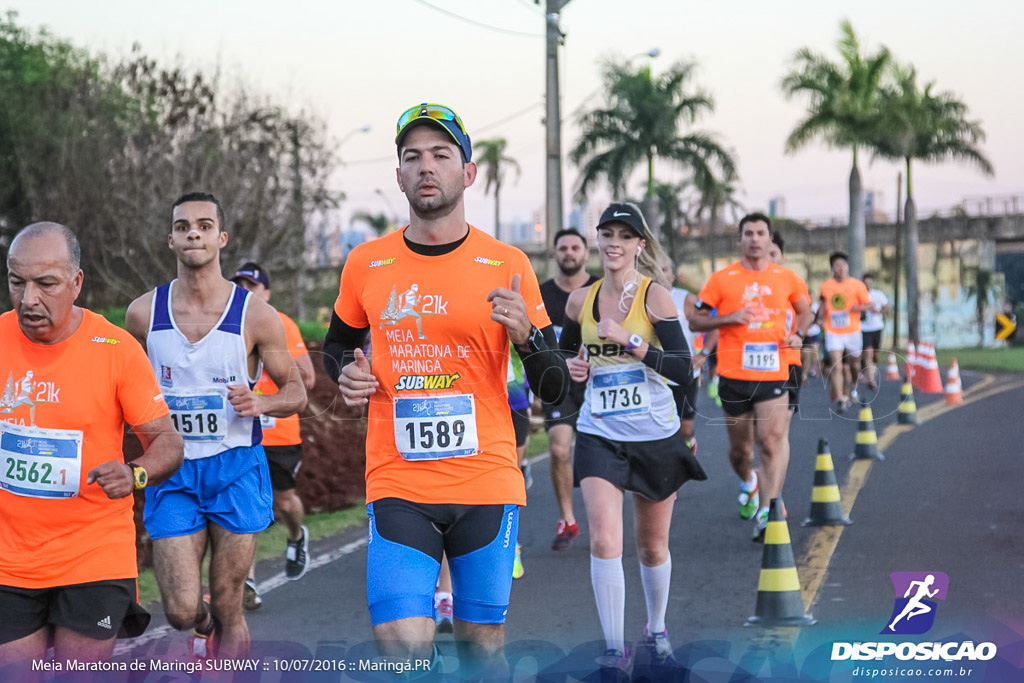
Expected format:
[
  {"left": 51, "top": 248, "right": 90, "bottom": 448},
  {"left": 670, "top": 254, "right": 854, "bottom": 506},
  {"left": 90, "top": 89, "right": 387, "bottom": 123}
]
[{"left": 860, "top": 272, "right": 889, "bottom": 389}]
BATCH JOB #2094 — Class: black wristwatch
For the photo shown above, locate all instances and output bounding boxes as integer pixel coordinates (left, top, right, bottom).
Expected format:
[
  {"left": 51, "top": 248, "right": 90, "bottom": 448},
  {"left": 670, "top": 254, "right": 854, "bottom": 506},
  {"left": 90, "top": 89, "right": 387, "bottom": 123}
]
[{"left": 514, "top": 326, "right": 545, "bottom": 355}]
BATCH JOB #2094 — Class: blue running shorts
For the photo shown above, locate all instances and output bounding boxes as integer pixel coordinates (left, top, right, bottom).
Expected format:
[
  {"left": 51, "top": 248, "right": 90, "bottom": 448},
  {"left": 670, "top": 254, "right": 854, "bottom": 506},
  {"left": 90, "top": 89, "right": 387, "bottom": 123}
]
[
  {"left": 366, "top": 498, "right": 519, "bottom": 626},
  {"left": 143, "top": 444, "right": 273, "bottom": 538}
]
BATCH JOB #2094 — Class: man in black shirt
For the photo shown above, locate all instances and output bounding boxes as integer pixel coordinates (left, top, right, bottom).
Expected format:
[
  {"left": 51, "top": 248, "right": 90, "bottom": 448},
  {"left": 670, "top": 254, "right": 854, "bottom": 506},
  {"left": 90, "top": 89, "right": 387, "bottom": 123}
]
[{"left": 538, "top": 228, "right": 598, "bottom": 551}]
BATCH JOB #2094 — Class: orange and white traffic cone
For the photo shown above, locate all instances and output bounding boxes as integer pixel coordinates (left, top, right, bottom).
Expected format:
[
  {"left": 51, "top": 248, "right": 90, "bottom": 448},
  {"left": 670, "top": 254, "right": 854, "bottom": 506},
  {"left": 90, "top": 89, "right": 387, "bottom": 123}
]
[
  {"left": 944, "top": 358, "right": 964, "bottom": 405},
  {"left": 906, "top": 342, "right": 917, "bottom": 384},
  {"left": 885, "top": 354, "right": 900, "bottom": 381},
  {"left": 917, "top": 342, "right": 944, "bottom": 394}
]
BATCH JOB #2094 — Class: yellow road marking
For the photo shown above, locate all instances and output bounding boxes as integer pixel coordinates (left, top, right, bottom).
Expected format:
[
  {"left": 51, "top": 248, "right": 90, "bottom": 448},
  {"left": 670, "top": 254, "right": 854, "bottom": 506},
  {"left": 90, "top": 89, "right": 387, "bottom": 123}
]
[{"left": 797, "top": 372, "right": 1018, "bottom": 611}]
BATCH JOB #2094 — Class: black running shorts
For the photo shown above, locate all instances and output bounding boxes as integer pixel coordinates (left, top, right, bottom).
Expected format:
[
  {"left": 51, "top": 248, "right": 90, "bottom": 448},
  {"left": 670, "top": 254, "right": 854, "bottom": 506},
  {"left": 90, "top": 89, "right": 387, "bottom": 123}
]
[
  {"left": 717, "top": 377, "right": 789, "bottom": 417},
  {"left": 266, "top": 444, "right": 303, "bottom": 491},
  {"left": 0, "top": 578, "right": 148, "bottom": 644}
]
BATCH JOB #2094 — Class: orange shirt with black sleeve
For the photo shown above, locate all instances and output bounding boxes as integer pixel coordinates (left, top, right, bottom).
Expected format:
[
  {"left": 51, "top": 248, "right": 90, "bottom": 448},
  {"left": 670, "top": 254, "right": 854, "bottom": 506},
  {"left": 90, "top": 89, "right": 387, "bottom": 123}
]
[
  {"left": 333, "top": 226, "right": 550, "bottom": 506},
  {"left": 0, "top": 310, "right": 169, "bottom": 588},
  {"left": 820, "top": 278, "right": 871, "bottom": 335},
  {"left": 697, "top": 260, "right": 808, "bottom": 382},
  {"left": 254, "top": 311, "right": 307, "bottom": 447}
]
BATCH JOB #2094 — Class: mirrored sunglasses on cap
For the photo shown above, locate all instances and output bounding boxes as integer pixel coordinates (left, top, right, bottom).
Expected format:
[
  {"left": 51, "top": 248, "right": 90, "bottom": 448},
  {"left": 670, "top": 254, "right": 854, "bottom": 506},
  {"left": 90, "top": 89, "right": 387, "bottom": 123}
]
[{"left": 395, "top": 103, "right": 472, "bottom": 162}]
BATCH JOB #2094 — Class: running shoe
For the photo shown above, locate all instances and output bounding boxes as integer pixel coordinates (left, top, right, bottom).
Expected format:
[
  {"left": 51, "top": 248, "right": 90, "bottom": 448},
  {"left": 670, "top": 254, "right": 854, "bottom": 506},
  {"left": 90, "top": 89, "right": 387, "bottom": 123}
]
[
  {"left": 597, "top": 647, "right": 632, "bottom": 683},
  {"left": 685, "top": 436, "right": 698, "bottom": 456},
  {"left": 434, "top": 595, "right": 454, "bottom": 634},
  {"left": 833, "top": 399, "right": 846, "bottom": 415},
  {"left": 850, "top": 388, "right": 860, "bottom": 403},
  {"left": 752, "top": 509, "right": 769, "bottom": 543},
  {"left": 512, "top": 543, "right": 524, "bottom": 579},
  {"left": 520, "top": 461, "right": 534, "bottom": 490},
  {"left": 551, "top": 519, "right": 579, "bottom": 551},
  {"left": 285, "top": 524, "right": 309, "bottom": 579},
  {"left": 243, "top": 578, "right": 262, "bottom": 611},
  {"left": 708, "top": 375, "right": 719, "bottom": 399},
  {"left": 642, "top": 628, "right": 678, "bottom": 671},
  {"left": 189, "top": 600, "right": 216, "bottom": 661},
  {"left": 738, "top": 480, "right": 759, "bottom": 520}
]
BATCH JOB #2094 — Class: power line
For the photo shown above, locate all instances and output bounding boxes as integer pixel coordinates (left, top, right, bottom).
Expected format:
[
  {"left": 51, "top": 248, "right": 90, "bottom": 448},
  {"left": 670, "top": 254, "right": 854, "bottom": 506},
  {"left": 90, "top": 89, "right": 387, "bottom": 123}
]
[{"left": 412, "top": 0, "right": 542, "bottom": 38}]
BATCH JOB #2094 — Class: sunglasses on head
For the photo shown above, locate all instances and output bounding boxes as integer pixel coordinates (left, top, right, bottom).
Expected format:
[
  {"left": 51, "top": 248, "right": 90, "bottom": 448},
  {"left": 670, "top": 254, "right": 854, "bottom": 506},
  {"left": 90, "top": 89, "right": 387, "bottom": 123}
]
[{"left": 395, "top": 103, "right": 468, "bottom": 138}]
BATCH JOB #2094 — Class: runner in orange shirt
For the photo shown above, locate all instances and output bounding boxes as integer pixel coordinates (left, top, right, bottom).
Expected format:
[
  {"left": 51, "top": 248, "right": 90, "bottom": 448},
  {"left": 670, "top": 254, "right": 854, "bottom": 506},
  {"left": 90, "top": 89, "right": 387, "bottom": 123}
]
[
  {"left": 690, "top": 213, "right": 814, "bottom": 541},
  {"left": 0, "top": 223, "right": 182, "bottom": 673},
  {"left": 818, "top": 251, "right": 872, "bottom": 413},
  {"left": 231, "top": 263, "right": 317, "bottom": 610},
  {"left": 323, "top": 103, "right": 570, "bottom": 679}
]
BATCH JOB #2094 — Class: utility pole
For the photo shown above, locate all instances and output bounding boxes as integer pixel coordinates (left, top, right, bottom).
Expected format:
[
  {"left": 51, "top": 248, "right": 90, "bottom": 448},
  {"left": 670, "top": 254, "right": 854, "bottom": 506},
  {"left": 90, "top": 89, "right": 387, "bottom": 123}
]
[
  {"left": 543, "top": 0, "right": 571, "bottom": 269},
  {"left": 893, "top": 171, "right": 903, "bottom": 350}
]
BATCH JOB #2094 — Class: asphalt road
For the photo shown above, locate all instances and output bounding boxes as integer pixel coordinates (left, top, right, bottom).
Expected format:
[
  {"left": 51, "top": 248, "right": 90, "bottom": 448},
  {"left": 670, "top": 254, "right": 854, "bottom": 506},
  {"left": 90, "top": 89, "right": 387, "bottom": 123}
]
[{"left": 112, "top": 368, "right": 1024, "bottom": 682}]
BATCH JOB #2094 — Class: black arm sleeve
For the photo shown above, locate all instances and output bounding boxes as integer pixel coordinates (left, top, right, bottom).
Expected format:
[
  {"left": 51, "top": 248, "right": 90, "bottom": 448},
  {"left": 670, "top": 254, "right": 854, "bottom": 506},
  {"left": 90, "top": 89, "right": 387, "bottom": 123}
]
[
  {"left": 558, "top": 317, "right": 583, "bottom": 354},
  {"left": 323, "top": 310, "right": 370, "bottom": 383},
  {"left": 641, "top": 319, "right": 693, "bottom": 387},
  {"left": 514, "top": 324, "right": 570, "bottom": 406}
]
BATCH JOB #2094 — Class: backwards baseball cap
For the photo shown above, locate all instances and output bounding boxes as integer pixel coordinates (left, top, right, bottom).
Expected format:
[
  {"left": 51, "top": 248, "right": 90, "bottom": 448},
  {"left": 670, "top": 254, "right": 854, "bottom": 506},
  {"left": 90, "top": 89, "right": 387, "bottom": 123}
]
[
  {"left": 231, "top": 262, "right": 270, "bottom": 289},
  {"left": 395, "top": 103, "right": 472, "bottom": 162},
  {"left": 595, "top": 202, "right": 648, "bottom": 238}
]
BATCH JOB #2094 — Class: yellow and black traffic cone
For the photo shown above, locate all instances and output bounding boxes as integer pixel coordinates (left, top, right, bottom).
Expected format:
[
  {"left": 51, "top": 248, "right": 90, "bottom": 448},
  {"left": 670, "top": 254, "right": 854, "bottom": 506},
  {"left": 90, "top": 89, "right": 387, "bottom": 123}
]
[
  {"left": 897, "top": 380, "right": 918, "bottom": 425},
  {"left": 802, "top": 439, "right": 852, "bottom": 527},
  {"left": 748, "top": 498, "right": 816, "bottom": 627},
  {"left": 849, "top": 395, "right": 884, "bottom": 461}
]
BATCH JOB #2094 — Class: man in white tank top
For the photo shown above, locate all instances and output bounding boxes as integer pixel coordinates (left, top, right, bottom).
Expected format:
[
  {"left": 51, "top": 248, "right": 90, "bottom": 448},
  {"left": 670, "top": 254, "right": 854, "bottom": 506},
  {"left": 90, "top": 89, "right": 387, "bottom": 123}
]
[{"left": 126, "top": 193, "right": 307, "bottom": 660}]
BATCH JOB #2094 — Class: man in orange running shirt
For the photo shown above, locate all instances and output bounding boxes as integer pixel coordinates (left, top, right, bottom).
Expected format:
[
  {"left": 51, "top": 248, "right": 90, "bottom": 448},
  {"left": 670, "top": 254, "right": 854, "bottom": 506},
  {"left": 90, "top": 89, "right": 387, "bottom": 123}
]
[
  {"left": 690, "top": 213, "right": 814, "bottom": 542},
  {"left": 0, "top": 223, "right": 182, "bottom": 676},
  {"left": 323, "top": 103, "right": 570, "bottom": 679},
  {"left": 818, "top": 251, "right": 871, "bottom": 413}
]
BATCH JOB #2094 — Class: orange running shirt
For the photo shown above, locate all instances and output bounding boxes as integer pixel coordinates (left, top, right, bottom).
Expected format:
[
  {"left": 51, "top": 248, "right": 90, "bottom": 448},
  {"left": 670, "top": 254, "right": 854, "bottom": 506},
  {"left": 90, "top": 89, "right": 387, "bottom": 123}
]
[
  {"left": 254, "top": 311, "right": 307, "bottom": 447},
  {"left": 697, "top": 260, "right": 808, "bottom": 382},
  {"left": 0, "top": 310, "right": 169, "bottom": 588},
  {"left": 783, "top": 280, "right": 811, "bottom": 368},
  {"left": 334, "top": 226, "right": 550, "bottom": 506},
  {"left": 820, "top": 278, "right": 870, "bottom": 335}
]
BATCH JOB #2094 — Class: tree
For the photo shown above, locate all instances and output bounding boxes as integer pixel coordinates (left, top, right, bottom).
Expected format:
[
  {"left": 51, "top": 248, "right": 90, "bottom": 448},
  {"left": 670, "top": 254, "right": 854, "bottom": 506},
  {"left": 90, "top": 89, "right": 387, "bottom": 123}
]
[
  {"left": 965, "top": 267, "right": 994, "bottom": 348},
  {"left": 352, "top": 211, "right": 391, "bottom": 236},
  {"left": 691, "top": 166, "right": 744, "bottom": 272},
  {"left": 570, "top": 58, "right": 735, "bottom": 205},
  {"left": 650, "top": 180, "right": 692, "bottom": 266},
  {"left": 475, "top": 138, "right": 520, "bottom": 241},
  {"left": 868, "top": 63, "right": 993, "bottom": 343},
  {"left": 781, "top": 19, "right": 890, "bottom": 280}
]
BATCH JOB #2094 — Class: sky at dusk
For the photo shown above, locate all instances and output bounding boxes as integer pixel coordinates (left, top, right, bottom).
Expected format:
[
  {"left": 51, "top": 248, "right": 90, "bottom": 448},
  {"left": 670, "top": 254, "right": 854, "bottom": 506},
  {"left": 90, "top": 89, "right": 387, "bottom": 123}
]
[{"left": 9, "top": 0, "right": 1022, "bottom": 238}]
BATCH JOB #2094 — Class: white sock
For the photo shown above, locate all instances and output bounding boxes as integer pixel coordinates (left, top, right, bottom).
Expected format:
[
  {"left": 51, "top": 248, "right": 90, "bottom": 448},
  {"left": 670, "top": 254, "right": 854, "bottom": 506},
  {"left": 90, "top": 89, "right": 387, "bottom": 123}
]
[
  {"left": 742, "top": 471, "right": 758, "bottom": 492},
  {"left": 434, "top": 591, "right": 451, "bottom": 608},
  {"left": 590, "top": 555, "right": 625, "bottom": 652},
  {"left": 640, "top": 557, "right": 672, "bottom": 634}
]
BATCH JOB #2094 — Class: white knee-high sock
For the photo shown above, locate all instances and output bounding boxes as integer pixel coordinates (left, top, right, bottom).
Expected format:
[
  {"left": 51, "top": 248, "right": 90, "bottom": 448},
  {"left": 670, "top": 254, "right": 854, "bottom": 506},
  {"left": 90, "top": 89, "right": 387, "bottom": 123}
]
[
  {"left": 590, "top": 555, "right": 625, "bottom": 652},
  {"left": 640, "top": 556, "right": 672, "bottom": 634}
]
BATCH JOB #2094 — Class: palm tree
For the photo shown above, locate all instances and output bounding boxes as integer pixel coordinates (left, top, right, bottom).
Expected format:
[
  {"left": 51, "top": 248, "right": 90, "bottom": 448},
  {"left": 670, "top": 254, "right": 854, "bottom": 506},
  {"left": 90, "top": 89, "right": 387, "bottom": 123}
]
[
  {"left": 692, "top": 166, "right": 744, "bottom": 272},
  {"left": 474, "top": 138, "right": 520, "bottom": 241},
  {"left": 965, "top": 267, "right": 995, "bottom": 348},
  {"left": 570, "top": 58, "right": 735, "bottom": 204},
  {"left": 352, "top": 211, "right": 390, "bottom": 235},
  {"left": 650, "top": 179, "right": 692, "bottom": 266},
  {"left": 869, "top": 64, "right": 993, "bottom": 343},
  {"left": 781, "top": 19, "right": 890, "bottom": 279}
]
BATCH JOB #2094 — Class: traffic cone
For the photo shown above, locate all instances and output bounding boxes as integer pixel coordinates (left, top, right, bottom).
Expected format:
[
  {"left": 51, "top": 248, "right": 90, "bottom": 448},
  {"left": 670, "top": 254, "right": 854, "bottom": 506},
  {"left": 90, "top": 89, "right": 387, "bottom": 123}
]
[
  {"left": 897, "top": 381, "right": 918, "bottom": 425},
  {"left": 748, "top": 498, "right": 816, "bottom": 627},
  {"left": 849, "top": 395, "right": 884, "bottom": 461},
  {"left": 803, "top": 439, "right": 852, "bottom": 527},
  {"left": 944, "top": 358, "right": 964, "bottom": 405},
  {"left": 885, "top": 354, "right": 900, "bottom": 381},
  {"left": 917, "top": 342, "right": 943, "bottom": 394}
]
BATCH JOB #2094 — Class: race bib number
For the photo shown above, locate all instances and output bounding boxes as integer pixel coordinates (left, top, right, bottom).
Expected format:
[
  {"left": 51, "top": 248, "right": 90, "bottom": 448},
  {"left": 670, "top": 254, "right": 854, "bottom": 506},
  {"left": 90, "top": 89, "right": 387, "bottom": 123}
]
[
  {"left": 166, "top": 392, "right": 228, "bottom": 442},
  {"left": 393, "top": 395, "right": 479, "bottom": 461},
  {"left": 259, "top": 414, "right": 277, "bottom": 430},
  {"left": 831, "top": 311, "right": 850, "bottom": 329},
  {"left": 742, "top": 342, "right": 780, "bottom": 372},
  {"left": 0, "top": 421, "right": 82, "bottom": 499},
  {"left": 589, "top": 363, "right": 651, "bottom": 417}
]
